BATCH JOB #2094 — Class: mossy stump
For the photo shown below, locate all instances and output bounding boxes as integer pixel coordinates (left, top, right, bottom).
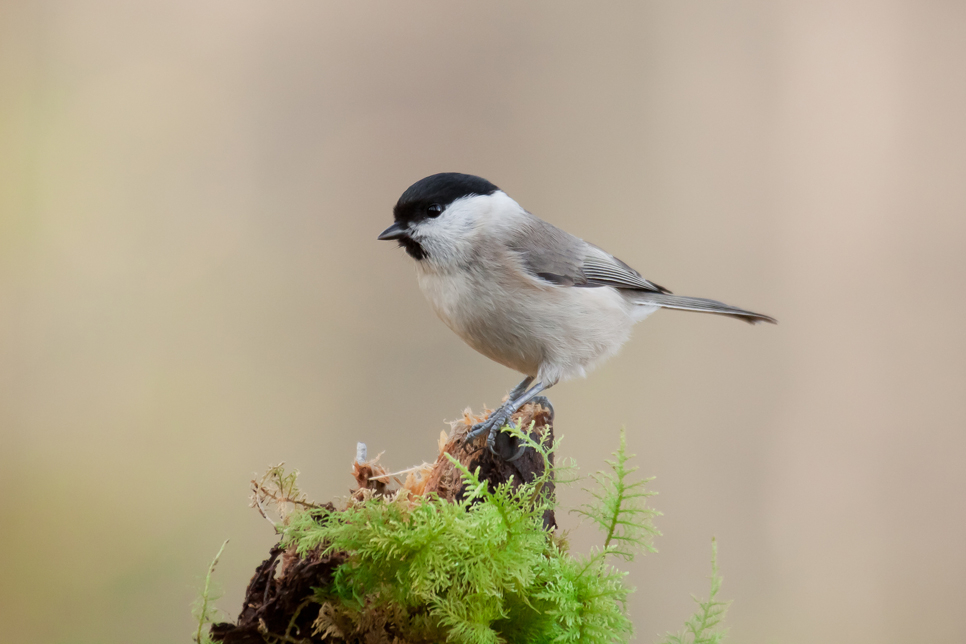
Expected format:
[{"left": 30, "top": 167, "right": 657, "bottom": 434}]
[{"left": 210, "top": 401, "right": 555, "bottom": 644}]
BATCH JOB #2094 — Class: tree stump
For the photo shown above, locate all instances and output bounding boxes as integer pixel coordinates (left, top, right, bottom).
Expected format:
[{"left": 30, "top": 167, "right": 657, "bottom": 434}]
[{"left": 210, "top": 400, "right": 555, "bottom": 643}]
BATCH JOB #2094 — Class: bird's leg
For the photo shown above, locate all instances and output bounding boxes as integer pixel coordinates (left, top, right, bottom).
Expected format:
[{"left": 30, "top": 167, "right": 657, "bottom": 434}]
[
  {"left": 486, "top": 380, "right": 553, "bottom": 460},
  {"left": 465, "top": 376, "right": 533, "bottom": 444},
  {"left": 506, "top": 375, "right": 536, "bottom": 404}
]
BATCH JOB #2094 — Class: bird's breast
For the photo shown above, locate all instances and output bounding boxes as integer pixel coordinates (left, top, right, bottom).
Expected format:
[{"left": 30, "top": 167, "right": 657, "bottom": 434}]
[
  {"left": 413, "top": 261, "right": 638, "bottom": 382},
  {"left": 414, "top": 262, "right": 545, "bottom": 375},
  {"left": 415, "top": 264, "right": 507, "bottom": 340}
]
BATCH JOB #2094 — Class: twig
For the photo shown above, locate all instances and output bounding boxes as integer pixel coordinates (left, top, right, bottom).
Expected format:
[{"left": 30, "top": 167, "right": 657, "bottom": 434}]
[
  {"left": 250, "top": 463, "right": 323, "bottom": 526},
  {"left": 262, "top": 557, "right": 277, "bottom": 608},
  {"left": 367, "top": 465, "right": 424, "bottom": 481},
  {"left": 257, "top": 618, "right": 312, "bottom": 644},
  {"left": 252, "top": 490, "right": 278, "bottom": 527},
  {"left": 285, "top": 597, "right": 315, "bottom": 640}
]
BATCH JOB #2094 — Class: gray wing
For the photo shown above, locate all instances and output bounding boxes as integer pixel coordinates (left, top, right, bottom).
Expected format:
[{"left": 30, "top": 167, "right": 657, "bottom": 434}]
[{"left": 508, "top": 215, "right": 671, "bottom": 294}]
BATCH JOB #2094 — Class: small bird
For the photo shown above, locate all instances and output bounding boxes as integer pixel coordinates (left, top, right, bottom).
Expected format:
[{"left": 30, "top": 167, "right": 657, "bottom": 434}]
[{"left": 378, "top": 173, "right": 775, "bottom": 458}]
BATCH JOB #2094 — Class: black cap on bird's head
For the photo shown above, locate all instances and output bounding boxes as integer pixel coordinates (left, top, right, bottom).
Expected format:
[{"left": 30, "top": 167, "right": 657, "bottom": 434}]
[{"left": 377, "top": 173, "right": 499, "bottom": 259}]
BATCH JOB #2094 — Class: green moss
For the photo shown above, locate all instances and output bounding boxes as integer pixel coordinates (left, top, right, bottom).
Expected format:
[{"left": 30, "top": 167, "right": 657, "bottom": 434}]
[
  {"left": 573, "top": 427, "right": 661, "bottom": 561},
  {"left": 279, "top": 426, "right": 659, "bottom": 644},
  {"left": 192, "top": 539, "right": 228, "bottom": 644},
  {"left": 196, "top": 426, "right": 731, "bottom": 643},
  {"left": 659, "top": 539, "right": 730, "bottom": 644}
]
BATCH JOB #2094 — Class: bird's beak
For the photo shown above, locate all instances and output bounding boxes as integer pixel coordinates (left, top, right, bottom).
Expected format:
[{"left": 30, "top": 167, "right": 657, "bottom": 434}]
[{"left": 377, "top": 222, "right": 407, "bottom": 241}]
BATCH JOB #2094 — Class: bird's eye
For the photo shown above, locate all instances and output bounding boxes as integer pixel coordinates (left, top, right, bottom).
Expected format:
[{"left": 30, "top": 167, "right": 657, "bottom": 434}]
[{"left": 427, "top": 203, "right": 443, "bottom": 218}]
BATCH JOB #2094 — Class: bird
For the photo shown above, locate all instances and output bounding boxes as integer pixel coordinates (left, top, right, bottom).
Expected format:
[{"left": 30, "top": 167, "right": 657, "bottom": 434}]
[{"left": 378, "top": 172, "right": 775, "bottom": 459}]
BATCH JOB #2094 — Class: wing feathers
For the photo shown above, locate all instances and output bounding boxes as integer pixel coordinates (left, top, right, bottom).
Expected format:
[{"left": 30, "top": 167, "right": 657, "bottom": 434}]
[
  {"left": 581, "top": 250, "right": 670, "bottom": 293},
  {"left": 509, "top": 215, "right": 775, "bottom": 325},
  {"left": 511, "top": 216, "right": 668, "bottom": 293}
]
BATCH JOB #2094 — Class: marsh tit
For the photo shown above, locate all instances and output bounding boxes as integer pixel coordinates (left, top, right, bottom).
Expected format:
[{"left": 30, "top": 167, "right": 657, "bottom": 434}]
[{"left": 378, "top": 173, "right": 775, "bottom": 458}]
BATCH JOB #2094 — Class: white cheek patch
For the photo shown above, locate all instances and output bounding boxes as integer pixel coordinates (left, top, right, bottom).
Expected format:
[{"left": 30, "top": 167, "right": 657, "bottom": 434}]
[
  {"left": 413, "top": 193, "right": 500, "bottom": 264},
  {"left": 431, "top": 196, "right": 483, "bottom": 236}
]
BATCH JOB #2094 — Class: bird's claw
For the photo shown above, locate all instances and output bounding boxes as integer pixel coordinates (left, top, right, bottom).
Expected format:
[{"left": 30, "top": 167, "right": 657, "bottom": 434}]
[
  {"left": 505, "top": 443, "right": 528, "bottom": 462},
  {"left": 464, "top": 406, "right": 527, "bottom": 460},
  {"left": 529, "top": 395, "right": 554, "bottom": 420}
]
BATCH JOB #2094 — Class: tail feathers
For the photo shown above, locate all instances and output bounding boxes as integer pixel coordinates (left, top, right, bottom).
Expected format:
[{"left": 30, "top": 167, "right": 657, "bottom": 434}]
[{"left": 632, "top": 293, "right": 777, "bottom": 325}]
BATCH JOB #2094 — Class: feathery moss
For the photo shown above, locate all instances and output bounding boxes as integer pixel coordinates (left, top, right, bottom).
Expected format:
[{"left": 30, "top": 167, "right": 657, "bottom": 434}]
[{"left": 196, "top": 425, "right": 730, "bottom": 644}]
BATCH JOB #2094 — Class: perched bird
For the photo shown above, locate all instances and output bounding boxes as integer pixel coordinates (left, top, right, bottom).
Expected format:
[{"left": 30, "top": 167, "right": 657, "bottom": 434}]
[{"left": 378, "top": 172, "right": 775, "bottom": 458}]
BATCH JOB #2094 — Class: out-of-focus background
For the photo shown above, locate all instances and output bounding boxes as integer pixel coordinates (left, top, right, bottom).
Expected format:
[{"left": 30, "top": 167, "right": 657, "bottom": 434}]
[{"left": 1, "top": 1, "right": 964, "bottom": 642}]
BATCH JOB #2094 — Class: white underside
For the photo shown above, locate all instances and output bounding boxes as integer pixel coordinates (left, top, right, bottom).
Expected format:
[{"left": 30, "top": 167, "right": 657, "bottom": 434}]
[{"left": 417, "top": 261, "right": 659, "bottom": 384}]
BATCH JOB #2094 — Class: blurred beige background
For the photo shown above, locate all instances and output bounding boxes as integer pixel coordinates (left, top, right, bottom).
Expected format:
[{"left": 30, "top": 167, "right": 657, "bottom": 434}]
[{"left": 1, "top": 1, "right": 964, "bottom": 642}]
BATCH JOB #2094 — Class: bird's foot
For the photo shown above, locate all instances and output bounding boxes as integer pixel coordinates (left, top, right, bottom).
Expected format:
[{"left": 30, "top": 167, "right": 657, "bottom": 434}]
[
  {"left": 464, "top": 409, "right": 502, "bottom": 444},
  {"left": 464, "top": 406, "right": 526, "bottom": 461}
]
